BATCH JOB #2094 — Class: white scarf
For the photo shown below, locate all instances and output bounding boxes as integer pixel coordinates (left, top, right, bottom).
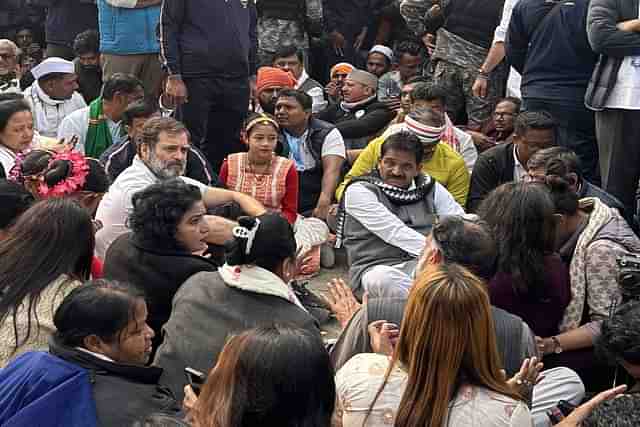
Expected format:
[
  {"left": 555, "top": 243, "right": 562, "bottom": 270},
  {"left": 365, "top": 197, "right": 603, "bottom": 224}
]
[
  {"left": 26, "top": 81, "right": 85, "bottom": 138},
  {"left": 219, "top": 263, "right": 307, "bottom": 312},
  {"left": 295, "top": 69, "right": 310, "bottom": 90},
  {"left": 340, "top": 94, "right": 377, "bottom": 112}
]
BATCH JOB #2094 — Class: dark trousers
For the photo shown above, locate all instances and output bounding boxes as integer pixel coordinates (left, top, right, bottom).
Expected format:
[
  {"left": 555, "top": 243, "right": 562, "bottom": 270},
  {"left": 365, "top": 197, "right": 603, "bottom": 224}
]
[
  {"left": 595, "top": 108, "right": 640, "bottom": 213},
  {"left": 177, "top": 76, "right": 249, "bottom": 172},
  {"left": 524, "top": 98, "right": 600, "bottom": 185}
]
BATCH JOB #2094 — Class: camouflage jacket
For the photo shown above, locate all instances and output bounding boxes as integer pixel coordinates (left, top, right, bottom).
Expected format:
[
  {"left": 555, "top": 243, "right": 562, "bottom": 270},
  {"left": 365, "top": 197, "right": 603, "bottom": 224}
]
[{"left": 257, "top": 0, "right": 323, "bottom": 53}]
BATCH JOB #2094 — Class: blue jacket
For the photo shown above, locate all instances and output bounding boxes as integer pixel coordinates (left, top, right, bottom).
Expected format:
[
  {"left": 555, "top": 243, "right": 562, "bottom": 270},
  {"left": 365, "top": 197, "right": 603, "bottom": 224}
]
[
  {"left": 159, "top": 0, "right": 257, "bottom": 78},
  {"left": 97, "top": 0, "right": 160, "bottom": 55},
  {"left": 0, "top": 352, "right": 98, "bottom": 427}
]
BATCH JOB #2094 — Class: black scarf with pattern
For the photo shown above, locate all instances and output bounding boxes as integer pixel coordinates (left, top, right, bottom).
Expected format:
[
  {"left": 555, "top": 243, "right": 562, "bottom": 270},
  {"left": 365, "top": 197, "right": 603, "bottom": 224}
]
[{"left": 335, "top": 170, "right": 435, "bottom": 248}]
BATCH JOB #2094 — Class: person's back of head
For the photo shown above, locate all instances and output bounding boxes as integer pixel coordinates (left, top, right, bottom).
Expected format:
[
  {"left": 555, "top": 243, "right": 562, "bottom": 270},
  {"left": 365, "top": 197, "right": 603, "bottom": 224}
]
[
  {"left": 101, "top": 73, "right": 143, "bottom": 102},
  {"left": 587, "top": 300, "right": 640, "bottom": 426},
  {"left": 391, "top": 263, "right": 520, "bottom": 427},
  {"left": 477, "top": 182, "right": 556, "bottom": 299},
  {"left": 427, "top": 215, "right": 497, "bottom": 281},
  {"left": 0, "top": 198, "right": 94, "bottom": 351},
  {"left": 224, "top": 213, "right": 296, "bottom": 274},
  {"left": 193, "top": 326, "right": 335, "bottom": 427},
  {"left": 0, "top": 179, "right": 34, "bottom": 235}
]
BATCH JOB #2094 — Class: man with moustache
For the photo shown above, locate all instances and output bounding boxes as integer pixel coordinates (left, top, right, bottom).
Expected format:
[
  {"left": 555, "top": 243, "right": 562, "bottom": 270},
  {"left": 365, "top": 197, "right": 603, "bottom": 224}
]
[
  {"left": 95, "top": 116, "right": 265, "bottom": 259},
  {"left": 0, "top": 40, "right": 21, "bottom": 95}
]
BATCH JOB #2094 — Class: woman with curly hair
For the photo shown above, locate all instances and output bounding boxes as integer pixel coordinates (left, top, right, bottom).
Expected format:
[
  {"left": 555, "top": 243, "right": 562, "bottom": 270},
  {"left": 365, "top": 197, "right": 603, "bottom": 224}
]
[{"left": 102, "top": 178, "right": 217, "bottom": 353}]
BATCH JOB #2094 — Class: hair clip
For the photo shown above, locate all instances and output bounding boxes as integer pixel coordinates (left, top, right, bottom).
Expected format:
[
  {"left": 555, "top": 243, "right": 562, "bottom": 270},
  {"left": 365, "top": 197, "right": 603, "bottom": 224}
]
[
  {"left": 232, "top": 226, "right": 250, "bottom": 239},
  {"left": 245, "top": 219, "right": 261, "bottom": 255}
]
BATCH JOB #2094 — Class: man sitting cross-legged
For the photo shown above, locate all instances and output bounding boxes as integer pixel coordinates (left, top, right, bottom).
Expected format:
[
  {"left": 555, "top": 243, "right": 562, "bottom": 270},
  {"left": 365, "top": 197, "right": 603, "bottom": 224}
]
[{"left": 335, "top": 131, "right": 464, "bottom": 297}]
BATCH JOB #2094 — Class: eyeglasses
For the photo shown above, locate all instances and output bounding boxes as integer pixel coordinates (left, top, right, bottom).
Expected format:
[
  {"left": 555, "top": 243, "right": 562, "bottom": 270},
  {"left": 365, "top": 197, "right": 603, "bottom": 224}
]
[{"left": 0, "top": 53, "right": 16, "bottom": 60}]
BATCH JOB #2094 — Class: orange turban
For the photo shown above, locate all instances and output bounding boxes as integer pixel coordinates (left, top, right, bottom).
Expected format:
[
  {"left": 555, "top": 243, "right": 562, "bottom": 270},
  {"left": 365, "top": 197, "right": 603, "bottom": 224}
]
[
  {"left": 330, "top": 62, "right": 355, "bottom": 78},
  {"left": 256, "top": 67, "right": 296, "bottom": 94}
]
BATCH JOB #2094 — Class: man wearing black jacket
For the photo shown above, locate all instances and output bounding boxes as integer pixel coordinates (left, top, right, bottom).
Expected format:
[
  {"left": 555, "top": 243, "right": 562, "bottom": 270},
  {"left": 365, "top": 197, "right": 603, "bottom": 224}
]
[
  {"left": 506, "top": 0, "right": 600, "bottom": 184},
  {"left": 586, "top": 0, "right": 640, "bottom": 216},
  {"left": 467, "top": 110, "right": 556, "bottom": 211},
  {"left": 160, "top": 0, "right": 258, "bottom": 172},
  {"left": 316, "top": 69, "right": 394, "bottom": 156}
]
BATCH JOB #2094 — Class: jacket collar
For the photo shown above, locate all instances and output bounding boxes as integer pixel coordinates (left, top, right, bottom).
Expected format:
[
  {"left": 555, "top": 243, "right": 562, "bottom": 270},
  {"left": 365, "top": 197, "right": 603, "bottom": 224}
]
[
  {"left": 49, "top": 335, "right": 163, "bottom": 384},
  {"left": 32, "top": 81, "right": 67, "bottom": 106},
  {"left": 218, "top": 263, "right": 307, "bottom": 311}
]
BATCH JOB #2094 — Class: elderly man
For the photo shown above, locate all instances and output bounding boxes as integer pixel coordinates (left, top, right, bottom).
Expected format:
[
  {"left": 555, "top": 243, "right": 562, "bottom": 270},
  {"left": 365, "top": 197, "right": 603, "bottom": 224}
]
[
  {"left": 23, "top": 57, "right": 87, "bottom": 138},
  {"left": 336, "top": 131, "right": 463, "bottom": 296},
  {"left": 0, "top": 40, "right": 20, "bottom": 94},
  {"left": 58, "top": 73, "right": 144, "bottom": 157},
  {"left": 336, "top": 107, "right": 471, "bottom": 207},
  {"left": 275, "top": 89, "right": 346, "bottom": 219},
  {"left": 272, "top": 46, "right": 326, "bottom": 113},
  {"left": 254, "top": 66, "right": 297, "bottom": 114},
  {"left": 95, "top": 116, "right": 265, "bottom": 259},
  {"left": 317, "top": 69, "right": 394, "bottom": 152}
]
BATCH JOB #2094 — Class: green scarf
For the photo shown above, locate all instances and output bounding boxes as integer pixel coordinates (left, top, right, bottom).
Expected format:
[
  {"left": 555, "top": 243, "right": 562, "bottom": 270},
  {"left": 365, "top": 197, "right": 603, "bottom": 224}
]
[{"left": 85, "top": 97, "right": 113, "bottom": 158}]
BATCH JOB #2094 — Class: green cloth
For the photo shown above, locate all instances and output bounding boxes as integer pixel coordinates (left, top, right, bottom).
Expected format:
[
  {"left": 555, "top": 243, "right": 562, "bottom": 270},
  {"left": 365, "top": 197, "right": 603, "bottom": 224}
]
[{"left": 85, "top": 97, "right": 112, "bottom": 158}]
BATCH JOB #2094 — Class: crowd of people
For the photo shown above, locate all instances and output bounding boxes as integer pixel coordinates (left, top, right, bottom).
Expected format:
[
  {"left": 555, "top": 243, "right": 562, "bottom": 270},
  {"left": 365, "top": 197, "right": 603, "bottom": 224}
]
[{"left": 0, "top": 0, "right": 639, "bottom": 425}]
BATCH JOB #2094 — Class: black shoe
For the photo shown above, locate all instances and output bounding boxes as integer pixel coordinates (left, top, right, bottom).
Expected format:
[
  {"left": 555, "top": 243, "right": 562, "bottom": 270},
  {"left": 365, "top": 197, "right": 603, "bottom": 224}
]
[{"left": 291, "top": 280, "right": 331, "bottom": 324}]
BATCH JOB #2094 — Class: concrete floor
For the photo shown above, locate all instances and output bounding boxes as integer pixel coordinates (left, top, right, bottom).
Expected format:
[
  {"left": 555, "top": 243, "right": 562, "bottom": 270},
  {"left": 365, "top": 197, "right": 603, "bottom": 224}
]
[{"left": 305, "top": 249, "right": 349, "bottom": 341}]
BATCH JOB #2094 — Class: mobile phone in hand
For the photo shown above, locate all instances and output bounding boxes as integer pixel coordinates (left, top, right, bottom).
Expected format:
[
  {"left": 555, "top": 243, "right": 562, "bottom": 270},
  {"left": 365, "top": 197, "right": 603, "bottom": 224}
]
[{"left": 184, "top": 367, "right": 206, "bottom": 396}]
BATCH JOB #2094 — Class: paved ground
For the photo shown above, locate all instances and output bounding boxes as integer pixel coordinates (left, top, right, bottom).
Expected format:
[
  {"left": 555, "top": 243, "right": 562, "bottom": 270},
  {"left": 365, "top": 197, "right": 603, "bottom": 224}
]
[{"left": 306, "top": 249, "right": 349, "bottom": 341}]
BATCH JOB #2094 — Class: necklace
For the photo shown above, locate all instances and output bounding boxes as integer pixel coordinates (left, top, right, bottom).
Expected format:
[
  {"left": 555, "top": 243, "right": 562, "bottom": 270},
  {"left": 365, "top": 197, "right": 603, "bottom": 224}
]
[{"left": 246, "top": 154, "right": 273, "bottom": 193}]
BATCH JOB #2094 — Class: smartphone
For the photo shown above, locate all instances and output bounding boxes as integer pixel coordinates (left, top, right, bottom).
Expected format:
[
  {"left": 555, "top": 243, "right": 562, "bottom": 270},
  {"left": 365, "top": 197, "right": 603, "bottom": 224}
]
[{"left": 184, "top": 367, "right": 206, "bottom": 396}]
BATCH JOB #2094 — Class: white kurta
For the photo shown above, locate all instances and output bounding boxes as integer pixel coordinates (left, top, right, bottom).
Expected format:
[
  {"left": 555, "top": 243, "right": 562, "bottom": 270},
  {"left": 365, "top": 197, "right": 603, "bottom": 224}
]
[{"left": 23, "top": 81, "right": 86, "bottom": 138}]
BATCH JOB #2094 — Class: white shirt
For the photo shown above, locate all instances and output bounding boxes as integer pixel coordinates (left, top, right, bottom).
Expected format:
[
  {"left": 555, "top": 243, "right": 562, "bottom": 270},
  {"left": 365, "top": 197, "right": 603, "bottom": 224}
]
[
  {"left": 605, "top": 2, "right": 640, "bottom": 110},
  {"left": 344, "top": 180, "right": 464, "bottom": 257},
  {"left": 296, "top": 69, "right": 327, "bottom": 113},
  {"left": 23, "top": 81, "right": 86, "bottom": 138},
  {"left": 453, "top": 127, "right": 479, "bottom": 172},
  {"left": 57, "top": 105, "right": 124, "bottom": 154},
  {"left": 95, "top": 156, "right": 208, "bottom": 259},
  {"left": 493, "top": 0, "right": 522, "bottom": 98},
  {"left": 284, "top": 128, "right": 346, "bottom": 171},
  {"left": 513, "top": 145, "right": 527, "bottom": 182}
]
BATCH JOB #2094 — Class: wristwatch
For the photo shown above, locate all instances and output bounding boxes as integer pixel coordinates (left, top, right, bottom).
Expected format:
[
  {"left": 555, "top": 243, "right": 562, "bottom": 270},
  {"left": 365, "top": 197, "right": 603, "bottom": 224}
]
[{"left": 550, "top": 336, "right": 563, "bottom": 354}]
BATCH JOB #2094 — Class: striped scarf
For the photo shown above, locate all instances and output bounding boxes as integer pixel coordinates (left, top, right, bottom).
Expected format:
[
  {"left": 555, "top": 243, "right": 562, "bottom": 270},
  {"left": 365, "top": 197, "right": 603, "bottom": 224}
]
[{"left": 335, "top": 170, "right": 434, "bottom": 248}]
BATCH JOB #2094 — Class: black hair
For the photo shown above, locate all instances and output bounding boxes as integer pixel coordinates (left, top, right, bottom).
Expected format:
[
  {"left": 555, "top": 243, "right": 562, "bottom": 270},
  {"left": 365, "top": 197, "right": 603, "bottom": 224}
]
[
  {"left": 497, "top": 97, "right": 522, "bottom": 114},
  {"left": 122, "top": 100, "right": 158, "bottom": 128},
  {"left": 394, "top": 40, "right": 422, "bottom": 61},
  {"left": 244, "top": 111, "right": 279, "bottom": 136},
  {"left": 128, "top": 178, "right": 203, "bottom": 252},
  {"left": 477, "top": 182, "right": 557, "bottom": 299},
  {"left": 0, "top": 99, "right": 31, "bottom": 135},
  {"left": 597, "top": 300, "right": 640, "bottom": 366},
  {"left": 73, "top": 29, "right": 100, "bottom": 56},
  {"left": 0, "top": 179, "right": 35, "bottom": 229},
  {"left": 583, "top": 394, "right": 640, "bottom": 427},
  {"left": 545, "top": 161, "right": 581, "bottom": 216},
  {"left": 40, "top": 157, "right": 109, "bottom": 194},
  {"left": 410, "top": 82, "right": 447, "bottom": 106},
  {"left": 514, "top": 110, "right": 557, "bottom": 136},
  {"left": 530, "top": 146, "right": 582, "bottom": 179},
  {"left": 0, "top": 198, "right": 94, "bottom": 351},
  {"left": 431, "top": 216, "right": 497, "bottom": 281},
  {"left": 380, "top": 131, "right": 424, "bottom": 165},
  {"left": 19, "top": 149, "right": 52, "bottom": 178},
  {"left": 272, "top": 45, "right": 304, "bottom": 64},
  {"left": 225, "top": 214, "right": 296, "bottom": 272},
  {"left": 277, "top": 88, "right": 312, "bottom": 112},
  {"left": 195, "top": 326, "right": 335, "bottom": 427},
  {"left": 102, "top": 73, "right": 143, "bottom": 101},
  {"left": 54, "top": 279, "right": 145, "bottom": 347},
  {"left": 131, "top": 413, "right": 191, "bottom": 427}
]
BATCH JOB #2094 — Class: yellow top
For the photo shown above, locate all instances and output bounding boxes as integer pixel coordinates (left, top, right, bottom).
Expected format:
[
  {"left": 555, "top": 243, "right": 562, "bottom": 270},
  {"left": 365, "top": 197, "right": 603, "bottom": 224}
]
[{"left": 336, "top": 135, "right": 470, "bottom": 206}]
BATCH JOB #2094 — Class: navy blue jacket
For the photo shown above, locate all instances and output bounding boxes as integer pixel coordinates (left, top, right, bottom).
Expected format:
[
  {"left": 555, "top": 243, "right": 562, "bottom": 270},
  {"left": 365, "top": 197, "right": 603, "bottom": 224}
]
[
  {"left": 159, "top": 0, "right": 257, "bottom": 78},
  {"left": 506, "top": 0, "right": 598, "bottom": 105}
]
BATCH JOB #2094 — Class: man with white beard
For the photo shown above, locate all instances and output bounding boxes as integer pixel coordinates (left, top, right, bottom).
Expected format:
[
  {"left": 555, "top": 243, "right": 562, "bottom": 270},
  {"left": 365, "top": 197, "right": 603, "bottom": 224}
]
[{"left": 95, "top": 116, "right": 265, "bottom": 258}]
